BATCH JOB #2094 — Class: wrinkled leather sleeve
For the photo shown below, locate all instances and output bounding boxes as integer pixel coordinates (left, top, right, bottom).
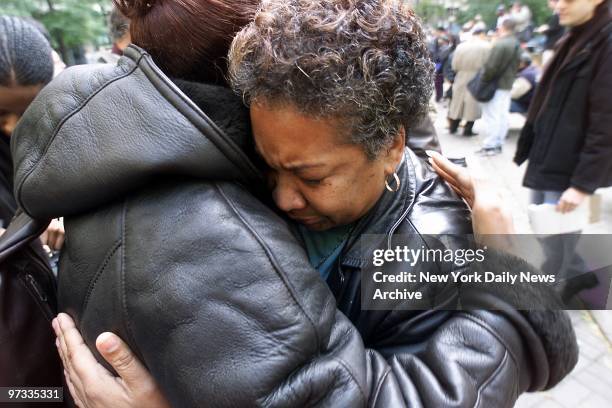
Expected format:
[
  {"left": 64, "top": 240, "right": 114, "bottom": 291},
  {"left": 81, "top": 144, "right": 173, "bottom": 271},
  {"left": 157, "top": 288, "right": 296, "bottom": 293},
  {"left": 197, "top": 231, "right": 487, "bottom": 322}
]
[
  {"left": 62, "top": 180, "right": 575, "bottom": 407},
  {"left": 366, "top": 310, "right": 529, "bottom": 408}
]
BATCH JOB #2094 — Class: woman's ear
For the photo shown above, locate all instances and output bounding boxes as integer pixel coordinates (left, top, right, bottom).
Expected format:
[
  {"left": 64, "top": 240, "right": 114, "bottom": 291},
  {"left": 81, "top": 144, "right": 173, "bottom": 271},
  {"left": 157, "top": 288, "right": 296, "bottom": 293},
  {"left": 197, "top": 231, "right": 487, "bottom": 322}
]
[{"left": 384, "top": 126, "right": 406, "bottom": 174}]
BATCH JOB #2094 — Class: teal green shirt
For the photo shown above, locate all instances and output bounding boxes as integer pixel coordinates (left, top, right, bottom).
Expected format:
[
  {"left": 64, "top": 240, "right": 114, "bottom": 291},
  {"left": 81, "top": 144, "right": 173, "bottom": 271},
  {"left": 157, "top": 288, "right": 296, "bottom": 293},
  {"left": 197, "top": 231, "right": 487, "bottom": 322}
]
[{"left": 298, "top": 223, "right": 354, "bottom": 281}]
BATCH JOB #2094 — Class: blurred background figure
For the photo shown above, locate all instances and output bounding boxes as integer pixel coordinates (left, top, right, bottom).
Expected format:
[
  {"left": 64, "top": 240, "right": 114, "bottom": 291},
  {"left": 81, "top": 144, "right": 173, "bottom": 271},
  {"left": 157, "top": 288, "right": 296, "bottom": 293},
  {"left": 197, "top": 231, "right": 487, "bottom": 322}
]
[
  {"left": 510, "top": 52, "right": 540, "bottom": 114},
  {"left": 441, "top": 34, "right": 460, "bottom": 100},
  {"left": 515, "top": 0, "right": 612, "bottom": 210},
  {"left": 473, "top": 14, "right": 487, "bottom": 33},
  {"left": 0, "top": 15, "right": 63, "bottom": 250},
  {"left": 448, "top": 28, "right": 491, "bottom": 137},
  {"left": 476, "top": 19, "right": 521, "bottom": 156},
  {"left": 540, "top": 0, "right": 566, "bottom": 65},
  {"left": 23, "top": 17, "right": 66, "bottom": 77},
  {"left": 91, "top": 7, "right": 130, "bottom": 64},
  {"left": 0, "top": 16, "right": 53, "bottom": 227},
  {"left": 429, "top": 27, "right": 452, "bottom": 102},
  {"left": 511, "top": 1, "right": 534, "bottom": 42},
  {"left": 496, "top": 4, "right": 511, "bottom": 29}
]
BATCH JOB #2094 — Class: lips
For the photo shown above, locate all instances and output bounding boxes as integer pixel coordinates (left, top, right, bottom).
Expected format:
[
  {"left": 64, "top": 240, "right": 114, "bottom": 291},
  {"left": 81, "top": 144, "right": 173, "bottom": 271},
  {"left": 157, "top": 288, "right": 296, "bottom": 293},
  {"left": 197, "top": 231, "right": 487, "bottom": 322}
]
[{"left": 291, "top": 216, "right": 322, "bottom": 225}]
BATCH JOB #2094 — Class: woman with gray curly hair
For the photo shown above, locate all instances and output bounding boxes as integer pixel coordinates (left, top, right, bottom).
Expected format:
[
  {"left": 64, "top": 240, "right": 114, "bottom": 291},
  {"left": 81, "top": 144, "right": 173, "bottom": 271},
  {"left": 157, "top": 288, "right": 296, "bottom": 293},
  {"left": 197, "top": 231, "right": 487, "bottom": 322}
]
[
  {"left": 225, "top": 0, "right": 436, "bottom": 234},
  {"left": 49, "top": 0, "right": 576, "bottom": 407}
]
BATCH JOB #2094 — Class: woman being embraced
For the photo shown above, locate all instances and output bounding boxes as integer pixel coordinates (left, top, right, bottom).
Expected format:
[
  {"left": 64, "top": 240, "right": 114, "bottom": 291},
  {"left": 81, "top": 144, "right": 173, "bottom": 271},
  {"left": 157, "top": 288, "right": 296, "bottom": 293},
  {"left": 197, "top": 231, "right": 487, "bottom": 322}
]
[{"left": 16, "top": 0, "right": 577, "bottom": 406}]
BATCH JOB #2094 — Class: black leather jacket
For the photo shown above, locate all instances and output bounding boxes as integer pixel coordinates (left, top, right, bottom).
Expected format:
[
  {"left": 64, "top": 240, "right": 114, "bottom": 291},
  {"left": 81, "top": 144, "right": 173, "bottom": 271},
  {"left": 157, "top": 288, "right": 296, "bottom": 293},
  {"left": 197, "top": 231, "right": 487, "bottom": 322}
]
[{"left": 11, "top": 46, "right": 577, "bottom": 407}]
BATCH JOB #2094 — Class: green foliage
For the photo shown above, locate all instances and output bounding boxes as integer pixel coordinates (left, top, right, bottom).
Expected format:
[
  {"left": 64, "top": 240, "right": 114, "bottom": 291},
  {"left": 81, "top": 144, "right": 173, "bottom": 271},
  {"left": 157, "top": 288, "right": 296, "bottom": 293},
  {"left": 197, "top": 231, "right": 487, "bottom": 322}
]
[
  {"left": 0, "top": 0, "right": 109, "bottom": 53},
  {"left": 415, "top": 0, "right": 447, "bottom": 24},
  {"left": 457, "top": 0, "right": 552, "bottom": 28}
]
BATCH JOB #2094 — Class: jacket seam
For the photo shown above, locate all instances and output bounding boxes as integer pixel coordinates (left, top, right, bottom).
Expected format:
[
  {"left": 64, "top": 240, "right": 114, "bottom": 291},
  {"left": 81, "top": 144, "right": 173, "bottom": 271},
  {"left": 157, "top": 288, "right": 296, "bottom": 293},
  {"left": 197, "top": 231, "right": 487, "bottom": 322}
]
[
  {"left": 120, "top": 200, "right": 138, "bottom": 357},
  {"left": 387, "top": 152, "right": 417, "bottom": 242},
  {"left": 459, "top": 311, "right": 521, "bottom": 405},
  {"left": 215, "top": 184, "right": 367, "bottom": 400},
  {"left": 214, "top": 184, "right": 321, "bottom": 348},
  {"left": 370, "top": 357, "right": 392, "bottom": 408},
  {"left": 474, "top": 350, "right": 509, "bottom": 408},
  {"left": 133, "top": 49, "right": 263, "bottom": 184},
  {"left": 80, "top": 239, "right": 122, "bottom": 317},
  {"left": 331, "top": 356, "right": 367, "bottom": 406},
  {"left": 16, "top": 63, "right": 139, "bottom": 217},
  {"left": 458, "top": 312, "right": 519, "bottom": 367}
]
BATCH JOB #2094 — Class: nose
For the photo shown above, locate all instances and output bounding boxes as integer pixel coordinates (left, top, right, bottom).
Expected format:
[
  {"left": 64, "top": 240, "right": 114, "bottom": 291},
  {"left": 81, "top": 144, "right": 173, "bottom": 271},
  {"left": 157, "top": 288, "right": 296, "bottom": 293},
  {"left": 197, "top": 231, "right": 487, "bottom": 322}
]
[{"left": 272, "top": 174, "right": 307, "bottom": 213}]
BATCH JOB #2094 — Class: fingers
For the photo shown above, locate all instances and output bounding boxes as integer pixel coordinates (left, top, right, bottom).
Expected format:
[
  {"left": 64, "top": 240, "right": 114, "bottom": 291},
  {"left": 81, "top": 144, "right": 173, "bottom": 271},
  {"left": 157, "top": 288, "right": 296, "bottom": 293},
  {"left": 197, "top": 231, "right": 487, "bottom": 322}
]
[
  {"left": 53, "top": 314, "right": 98, "bottom": 386},
  {"left": 426, "top": 150, "right": 462, "bottom": 181},
  {"left": 41, "top": 219, "right": 65, "bottom": 251},
  {"left": 96, "top": 331, "right": 150, "bottom": 388},
  {"left": 49, "top": 231, "right": 65, "bottom": 251},
  {"left": 53, "top": 320, "right": 87, "bottom": 406},
  {"left": 63, "top": 369, "right": 86, "bottom": 408},
  {"left": 40, "top": 230, "right": 49, "bottom": 247},
  {"left": 556, "top": 200, "right": 577, "bottom": 214},
  {"left": 427, "top": 154, "right": 475, "bottom": 207},
  {"left": 428, "top": 157, "right": 458, "bottom": 186}
]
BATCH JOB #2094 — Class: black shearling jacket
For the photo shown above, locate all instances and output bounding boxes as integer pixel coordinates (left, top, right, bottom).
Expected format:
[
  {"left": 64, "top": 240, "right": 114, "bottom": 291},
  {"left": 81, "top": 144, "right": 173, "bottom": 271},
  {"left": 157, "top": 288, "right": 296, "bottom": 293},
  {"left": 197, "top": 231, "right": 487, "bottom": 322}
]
[{"left": 11, "top": 46, "right": 577, "bottom": 407}]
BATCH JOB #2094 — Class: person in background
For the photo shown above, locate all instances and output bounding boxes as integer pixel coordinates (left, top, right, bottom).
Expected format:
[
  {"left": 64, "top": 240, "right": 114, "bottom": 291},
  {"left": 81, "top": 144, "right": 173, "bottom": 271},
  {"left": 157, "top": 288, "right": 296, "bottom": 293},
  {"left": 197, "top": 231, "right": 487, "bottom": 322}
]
[
  {"left": 511, "top": 1, "right": 533, "bottom": 42},
  {"left": 448, "top": 28, "right": 491, "bottom": 136},
  {"left": 541, "top": 0, "right": 565, "bottom": 65},
  {"left": 511, "top": 52, "right": 540, "bottom": 114},
  {"left": 515, "top": 0, "right": 612, "bottom": 212},
  {"left": 0, "top": 16, "right": 63, "bottom": 248},
  {"left": 23, "top": 17, "right": 66, "bottom": 77},
  {"left": 460, "top": 21, "right": 474, "bottom": 43},
  {"left": 441, "top": 34, "right": 459, "bottom": 100},
  {"left": 93, "top": 7, "right": 131, "bottom": 64},
  {"left": 433, "top": 34, "right": 451, "bottom": 102},
  {"left": 473, "top": 14, "right": 487, "bottom": 33},
  {"left": 515, "top": 0, "right": 611, "bottom": 304},
  {"left": 496, "top": 4, "right": 511, "bottom": 29},
  {"left": 476, "top": 19, "right": 521, "bottom": 156}
]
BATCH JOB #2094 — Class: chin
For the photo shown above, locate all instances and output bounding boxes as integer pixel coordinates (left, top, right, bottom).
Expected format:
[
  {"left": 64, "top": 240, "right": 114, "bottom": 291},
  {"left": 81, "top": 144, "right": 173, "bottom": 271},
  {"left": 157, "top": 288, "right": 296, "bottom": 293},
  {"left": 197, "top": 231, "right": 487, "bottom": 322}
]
[{"left": 302, "top": 222, "right": 332, "bottom": 232}]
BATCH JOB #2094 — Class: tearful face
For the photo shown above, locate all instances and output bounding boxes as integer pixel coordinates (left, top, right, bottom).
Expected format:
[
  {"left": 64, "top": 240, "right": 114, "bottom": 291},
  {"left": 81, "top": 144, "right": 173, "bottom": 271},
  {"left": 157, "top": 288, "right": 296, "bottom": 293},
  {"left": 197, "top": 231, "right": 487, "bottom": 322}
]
[{"left": 249, "top": 101, "right": 404, "bottom": 231}]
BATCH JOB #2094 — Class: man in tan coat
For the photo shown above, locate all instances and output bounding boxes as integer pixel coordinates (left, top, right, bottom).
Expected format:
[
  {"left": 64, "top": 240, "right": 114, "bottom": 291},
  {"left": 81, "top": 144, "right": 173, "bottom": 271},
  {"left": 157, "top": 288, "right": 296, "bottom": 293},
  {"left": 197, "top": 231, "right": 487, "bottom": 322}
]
[{"left": 448, "top": 29, "right": 491, "bottom": 136}]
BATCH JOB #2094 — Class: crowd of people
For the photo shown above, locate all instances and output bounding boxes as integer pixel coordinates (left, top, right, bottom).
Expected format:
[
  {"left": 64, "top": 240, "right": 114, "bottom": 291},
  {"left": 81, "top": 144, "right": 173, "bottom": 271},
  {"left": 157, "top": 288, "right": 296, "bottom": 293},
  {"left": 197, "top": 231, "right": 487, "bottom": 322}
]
[
  {"left": 428, "top": 0, "right": 612, "bottom": 211},
  {"left": 2, "top": 0, "right": 611, "bottom": 406},
  {"left": 428, "top": 1, "right": 547, "bottom": 154}
]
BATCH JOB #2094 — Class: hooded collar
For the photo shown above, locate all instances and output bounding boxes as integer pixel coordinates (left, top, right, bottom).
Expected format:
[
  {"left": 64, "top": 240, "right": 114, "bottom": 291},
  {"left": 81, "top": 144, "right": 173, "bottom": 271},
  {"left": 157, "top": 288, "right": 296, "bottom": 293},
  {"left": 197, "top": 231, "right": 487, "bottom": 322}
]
[{"left": 11, "top": 45, "right": 264, "bottom": 219}]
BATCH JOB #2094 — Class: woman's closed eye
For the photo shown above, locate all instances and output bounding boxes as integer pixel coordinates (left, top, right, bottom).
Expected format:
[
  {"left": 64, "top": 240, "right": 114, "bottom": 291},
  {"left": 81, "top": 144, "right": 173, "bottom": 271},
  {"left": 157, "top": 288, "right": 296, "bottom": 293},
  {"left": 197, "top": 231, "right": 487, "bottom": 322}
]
[{"left": 302, "top": 177, "right": 324, "bottom": 186}]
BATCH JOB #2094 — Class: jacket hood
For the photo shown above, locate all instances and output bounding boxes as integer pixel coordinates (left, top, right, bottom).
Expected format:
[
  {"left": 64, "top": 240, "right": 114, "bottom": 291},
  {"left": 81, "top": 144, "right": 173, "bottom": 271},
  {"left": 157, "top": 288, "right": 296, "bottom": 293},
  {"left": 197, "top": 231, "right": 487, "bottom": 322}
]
[{"left": 11, "top": 45, "right": 263, "bottom": 219}]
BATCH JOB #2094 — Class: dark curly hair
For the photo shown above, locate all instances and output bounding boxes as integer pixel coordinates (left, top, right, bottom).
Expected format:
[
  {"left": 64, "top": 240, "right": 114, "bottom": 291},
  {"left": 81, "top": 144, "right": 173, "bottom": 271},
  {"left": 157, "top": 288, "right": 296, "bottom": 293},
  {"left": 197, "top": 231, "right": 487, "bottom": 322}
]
[{"left": 229, "top": 0, "right": 434, "bottom": 159}]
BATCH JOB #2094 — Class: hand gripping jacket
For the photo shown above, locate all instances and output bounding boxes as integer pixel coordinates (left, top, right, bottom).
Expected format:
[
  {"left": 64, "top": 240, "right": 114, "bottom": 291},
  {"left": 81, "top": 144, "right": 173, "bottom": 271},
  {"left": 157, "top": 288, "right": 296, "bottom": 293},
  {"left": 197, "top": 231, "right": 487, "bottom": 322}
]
[{"left": 11, "top": 46, "right": 577, "bottom": 407}]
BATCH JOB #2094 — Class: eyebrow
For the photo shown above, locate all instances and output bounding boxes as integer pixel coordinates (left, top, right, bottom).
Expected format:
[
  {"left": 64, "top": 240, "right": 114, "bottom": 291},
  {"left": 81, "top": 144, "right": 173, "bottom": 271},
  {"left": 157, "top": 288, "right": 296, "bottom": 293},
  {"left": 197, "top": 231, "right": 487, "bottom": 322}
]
[
  {"left": 284, "top": 163, "right": 326, "bottom": 172},
  {"left": 253, "top": 144, "right": 326, "bottom": 172}
]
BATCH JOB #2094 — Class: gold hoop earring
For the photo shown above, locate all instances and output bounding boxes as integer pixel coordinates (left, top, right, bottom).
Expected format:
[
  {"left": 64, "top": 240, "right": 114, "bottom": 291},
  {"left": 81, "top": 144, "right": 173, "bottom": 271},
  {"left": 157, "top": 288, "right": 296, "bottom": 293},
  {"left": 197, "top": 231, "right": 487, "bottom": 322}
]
[{"left": 385, "top": 172, "right": 400, "bottom": 193}]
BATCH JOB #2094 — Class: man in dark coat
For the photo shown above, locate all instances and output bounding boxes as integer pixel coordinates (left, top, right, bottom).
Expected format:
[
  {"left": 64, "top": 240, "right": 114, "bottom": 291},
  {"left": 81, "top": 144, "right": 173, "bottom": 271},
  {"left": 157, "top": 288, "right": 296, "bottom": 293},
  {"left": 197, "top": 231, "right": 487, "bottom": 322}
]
[{"left": 514, "top": 0, "right": 612, "bottom": 212}]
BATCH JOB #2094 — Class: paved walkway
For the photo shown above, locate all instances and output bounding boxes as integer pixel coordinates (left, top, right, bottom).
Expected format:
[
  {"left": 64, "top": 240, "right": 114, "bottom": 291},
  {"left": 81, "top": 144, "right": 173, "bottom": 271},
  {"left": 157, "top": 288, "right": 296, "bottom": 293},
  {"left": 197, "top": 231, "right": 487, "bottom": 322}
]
[{"left": 432, "top": 103, "right": 612, "bottom": 408}]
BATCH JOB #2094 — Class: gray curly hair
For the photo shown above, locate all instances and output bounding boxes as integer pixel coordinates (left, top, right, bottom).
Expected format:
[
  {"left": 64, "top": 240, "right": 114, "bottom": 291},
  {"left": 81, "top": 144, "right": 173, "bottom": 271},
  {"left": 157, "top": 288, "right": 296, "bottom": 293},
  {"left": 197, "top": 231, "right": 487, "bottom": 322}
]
[{"left": 228, "top": 0, "right": 434, "bottom": 159}]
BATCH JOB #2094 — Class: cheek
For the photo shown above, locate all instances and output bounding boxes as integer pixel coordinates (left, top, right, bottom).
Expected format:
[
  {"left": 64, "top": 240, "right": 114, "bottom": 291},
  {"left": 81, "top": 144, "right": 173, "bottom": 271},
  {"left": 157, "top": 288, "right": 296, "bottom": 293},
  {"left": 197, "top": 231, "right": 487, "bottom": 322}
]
[{"left": 308, "top": 168, "right": 383, "bottom": 221}]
